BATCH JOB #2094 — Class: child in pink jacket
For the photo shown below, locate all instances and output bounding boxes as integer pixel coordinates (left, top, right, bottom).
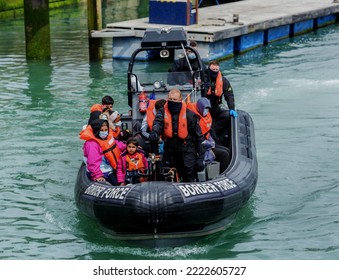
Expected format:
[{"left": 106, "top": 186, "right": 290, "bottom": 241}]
[{"left": 81, "top": 119, "right": 126, "bottom": 185}]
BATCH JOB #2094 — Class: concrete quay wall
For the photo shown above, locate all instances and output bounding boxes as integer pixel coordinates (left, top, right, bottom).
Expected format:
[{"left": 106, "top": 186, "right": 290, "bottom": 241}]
[{"left": 95, "top": 0, "right": 339, "bottom": 60}]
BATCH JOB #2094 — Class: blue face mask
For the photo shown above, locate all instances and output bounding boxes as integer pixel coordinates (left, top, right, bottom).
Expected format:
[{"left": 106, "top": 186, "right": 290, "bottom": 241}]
[
  {"left": 188, "top": 52, "right": 196, "bottom": 60},
  {"left": 203, "top": 109, "right": 209, "bottom": 117},
  {"left": 99, "top": 131, "right": 108, "bottom": 139}
]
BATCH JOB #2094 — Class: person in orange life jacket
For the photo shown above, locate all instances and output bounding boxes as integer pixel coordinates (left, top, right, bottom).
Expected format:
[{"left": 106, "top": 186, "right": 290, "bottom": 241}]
[
  {"left": 205, "top": 60, "right": 237, "bottom": 145},
  {"left": 100, "top": 108, "right": 122, "bottom": 139},
  {"left": 137, "top": 99, "right": 166, "bottom": 154},
  {"left": 86, "top": 106, "right": 122, "bottom": 139},
  {"left": 188, "top": 98, "right": 230, "bottom": 173},
  {"left": 168, "top": 40, "right": 207, "bottom": 89},
  {"left": 89, "top": 95, "right": 114, "bottom": 113},
  {"left": 149, "top": 89, "right": 205, "bottom": 182},
  {"left": 117, "top": 137, "right": 148, "bottom": 186},
  {"left": 88, "top": 95, "right": 115, "bottom": 125},
  {"left": 80, "top": 119, "right": 125, "bottom": 185}
]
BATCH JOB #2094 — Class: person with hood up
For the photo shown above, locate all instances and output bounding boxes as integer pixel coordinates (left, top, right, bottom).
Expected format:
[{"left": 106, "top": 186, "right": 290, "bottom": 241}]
[
  {"left": 87, "top": 95, "right": 120, "bottom": 129},
  {"left": 80, "top": 119, "right": 126, "bottom": 185},
  {"left": 187, "top": 97, "right": 230, "bottom": 174},
  {"left": 85, "top": 107, "right": 122, "bottom": 139},
  {"left": 205, "top": 60, "right": 237, "bottom": 146},
  {"left": 149, "top": 88, "right": 205, "bottom": 182},
  {"left": 100, "top": 108, "right": 122, "bottom": 139}
]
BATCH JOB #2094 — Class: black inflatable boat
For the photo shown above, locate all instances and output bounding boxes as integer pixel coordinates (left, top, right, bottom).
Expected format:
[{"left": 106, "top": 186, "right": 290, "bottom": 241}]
[{"left": 75, "top": 27, "right": 258, "bottom": 246}]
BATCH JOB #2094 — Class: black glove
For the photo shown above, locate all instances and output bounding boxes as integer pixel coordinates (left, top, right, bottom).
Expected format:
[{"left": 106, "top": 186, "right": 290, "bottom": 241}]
[
  {"left": 149, "top": 131, "right": 159, "bottom": 142},
  {"left": 195, "top": 158, "right": 205, "bottom": 172}
]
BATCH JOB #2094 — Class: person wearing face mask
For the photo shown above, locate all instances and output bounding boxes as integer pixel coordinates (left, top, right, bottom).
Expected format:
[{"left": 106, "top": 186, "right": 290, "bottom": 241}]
[
  {"left": 205, "top": 60, "right": 237, "bottom": 146},
  {"left": 87, "top": 95, "right": 121, "bottom": 132},
  {"left": 80, "top": 119, "right": 125, "bottom": 185},
  {"left": 100, "top": 108, "right": 122, "bottom": 139},
  {"left": 187, "top": 98, "right": 230, "bottom": 174},
  {"left": 149, "top": 89, "right": 205, "bottom": 182},
  {"left": 167, "top": 40, "right": 207, "bottom": 87}
]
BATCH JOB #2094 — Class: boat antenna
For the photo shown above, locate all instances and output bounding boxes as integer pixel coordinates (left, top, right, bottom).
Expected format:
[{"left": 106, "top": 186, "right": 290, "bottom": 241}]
[
  {"left": 181, "top": 42, "right": 193, "bottom": 73},
  {"left": 180, "top": 43, "right": 197, "bottom": 101}
]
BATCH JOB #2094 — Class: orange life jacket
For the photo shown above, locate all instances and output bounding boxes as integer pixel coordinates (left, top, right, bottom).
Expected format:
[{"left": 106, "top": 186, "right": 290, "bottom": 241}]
[
  {"left": 207, "top": 71, "right": 223, "bottom": 98},
  {"left": 125, "top": 153, "right": 145, "bottom": 171},
  {"left": 187, "top": 103, "right": 212, "bottom": 138},
  {"left": 163, "top": 101, "right": 188, "bottom": 140},
  {"left": 146, "top": 99, "right": 157, "bottom": 131},
  {"left": 90, "top": 103, "right": 102, "bottom": 113},
  {"left": 112, "top": 127, "right": 121, "bottom": 139},
  {"left": 79, "top": 125, "right": 120, "bottom": 169}
]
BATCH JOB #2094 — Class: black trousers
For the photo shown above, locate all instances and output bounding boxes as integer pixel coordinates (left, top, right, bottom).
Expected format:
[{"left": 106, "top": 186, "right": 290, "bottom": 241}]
[
  {"left": 213, "top": 144, "right": 230, "bottom": 173},
  {"left": 164, "top": 142, "right": 197, "bottom": 182},
  {"left": 210, "top": 106, "right": 231, "bottom": 146}
]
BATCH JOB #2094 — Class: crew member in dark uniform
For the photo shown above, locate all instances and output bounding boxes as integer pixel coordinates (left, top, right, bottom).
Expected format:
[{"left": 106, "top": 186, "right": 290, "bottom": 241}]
[
  {"left": 168, "top": 40, "right": 207, "bottom": 92},
  {"left": 205, "top": 60, "right": 237, "bottom": 146},
  {"left": 149, "top": 88, "right": 205, "bottom": 182}
]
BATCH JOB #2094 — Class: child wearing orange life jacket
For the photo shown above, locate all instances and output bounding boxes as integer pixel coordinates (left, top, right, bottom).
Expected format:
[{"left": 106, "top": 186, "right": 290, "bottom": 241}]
[
  {"left": 117, "top": 137, "right": 148, "bottom": 186},
  {"left": 89, "top": 95, "right": 114, "bottom": 113}
]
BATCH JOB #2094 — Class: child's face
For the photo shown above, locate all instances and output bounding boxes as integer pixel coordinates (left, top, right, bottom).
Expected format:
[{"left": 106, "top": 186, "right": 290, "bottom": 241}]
[
  {"left": 127, "top": 143, "right": 137, "bottom": 155},
  {"left": 103, "top": 104, "right": 113, "bottom": 110},
  {"left": 100, "top": 123, "right": 108, "bottom": 132}
]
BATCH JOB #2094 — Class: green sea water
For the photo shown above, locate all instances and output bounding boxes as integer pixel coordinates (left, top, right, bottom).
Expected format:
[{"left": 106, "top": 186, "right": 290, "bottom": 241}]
[{"left": 1, "top": 1, "right": 339, "bottom": 260}]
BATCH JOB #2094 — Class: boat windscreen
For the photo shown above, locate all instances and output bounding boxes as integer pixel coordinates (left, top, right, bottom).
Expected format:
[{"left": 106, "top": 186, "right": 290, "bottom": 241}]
[{"left": 130, "top": 71, "right": 203, "bottom": 94}]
